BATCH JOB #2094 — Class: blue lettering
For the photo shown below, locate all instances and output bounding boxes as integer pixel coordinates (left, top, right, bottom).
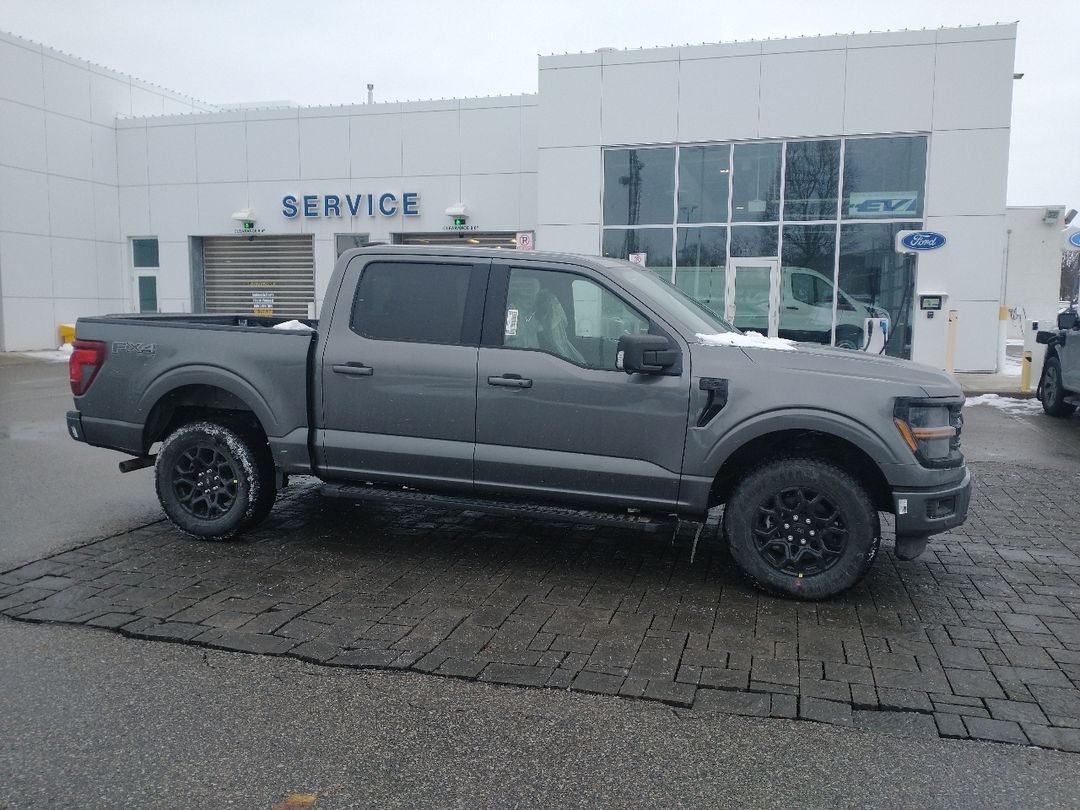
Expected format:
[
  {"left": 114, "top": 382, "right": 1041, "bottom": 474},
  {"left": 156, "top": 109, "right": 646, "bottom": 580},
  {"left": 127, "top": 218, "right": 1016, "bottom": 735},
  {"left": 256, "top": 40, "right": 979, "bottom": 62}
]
[
  {"left": 367, "top": 194, "right": 374, "bottom": 216},
  {"left": 379, "top": 193, "right": 398, "bottom": 216},
  {"left": 282, "top": 195, "right": 298, "bottom": 218},
  {"left": 303, "top": 195, "right": 319, "bottom": 217},
  {"left": 324, "top": 195, "right": 341, "bottom": 217},
  {"left": 346, "top": 194, "right": 363, "bottom": 216},
  {"left": 402, "top": 192, "right": 419, "bottom": 216}
]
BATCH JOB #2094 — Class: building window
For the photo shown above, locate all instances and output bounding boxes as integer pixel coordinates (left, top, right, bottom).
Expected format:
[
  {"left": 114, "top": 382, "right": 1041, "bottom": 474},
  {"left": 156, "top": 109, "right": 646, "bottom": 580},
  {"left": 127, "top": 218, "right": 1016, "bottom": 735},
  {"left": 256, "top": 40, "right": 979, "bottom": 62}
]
[
  {"left": 842, "top": 137, "right": 928, "bottom": 220},
  {"left": 784, "top": 140, "right": 841, "bottom": 221},
  {"left": 602, "top": 148, "right": 676, "bottom": 226},
  {"left": 601, "top": 228, "right": 673, "bottom": 277},
  {"left": 675, "top": 226, "right": 727, "bottom": 312},
  {"left": 677, "top": 145, "right": 730, "bottom": 224},
  {"left": 731, "top": 142, "right": 782, "bottom": 223},
  {"left": 335, "top": 233, "right": 370, "bottom": 257},
  {"left": 132, "top": 237, "right": 159, "bottom": 313}
]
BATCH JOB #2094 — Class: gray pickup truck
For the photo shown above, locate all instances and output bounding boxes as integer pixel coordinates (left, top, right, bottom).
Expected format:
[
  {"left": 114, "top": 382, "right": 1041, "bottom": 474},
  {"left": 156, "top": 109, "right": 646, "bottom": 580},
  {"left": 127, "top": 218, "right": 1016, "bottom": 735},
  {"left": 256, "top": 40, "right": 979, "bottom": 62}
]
[
  {"left": 1037, "top": 306, "right": 1080, "bottom": 417},
  {"left": 67, "top": 246, "right": 970, "bottom": 599}
]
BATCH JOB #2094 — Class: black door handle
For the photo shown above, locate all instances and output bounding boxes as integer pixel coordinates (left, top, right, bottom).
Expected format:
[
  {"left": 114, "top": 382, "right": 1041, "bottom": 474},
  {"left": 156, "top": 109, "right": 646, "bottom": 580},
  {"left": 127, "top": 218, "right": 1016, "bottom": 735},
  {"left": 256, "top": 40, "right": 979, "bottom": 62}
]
[
  {"left": 332, "top": 363, "right": 374, "bottom": 377},
  {"left": 786, "top": 306, "right": 800, "bottom": 310},
  {"left": 487, "top": 374, "right": 532, "bottom": 388}
]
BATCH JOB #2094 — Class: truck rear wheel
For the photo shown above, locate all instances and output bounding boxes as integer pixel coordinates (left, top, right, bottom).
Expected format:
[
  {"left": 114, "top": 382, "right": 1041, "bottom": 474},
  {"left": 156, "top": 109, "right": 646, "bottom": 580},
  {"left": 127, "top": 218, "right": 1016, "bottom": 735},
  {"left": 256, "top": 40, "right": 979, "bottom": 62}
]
[
  {"left": 155, "top": 420, "right": 277, "bottom": 539},
  {"left": 723, "top": 458, "right": 879, "bottom": 600},
  {"left": 1041, "top": 357, "right": 1077, "bottom": 417}
]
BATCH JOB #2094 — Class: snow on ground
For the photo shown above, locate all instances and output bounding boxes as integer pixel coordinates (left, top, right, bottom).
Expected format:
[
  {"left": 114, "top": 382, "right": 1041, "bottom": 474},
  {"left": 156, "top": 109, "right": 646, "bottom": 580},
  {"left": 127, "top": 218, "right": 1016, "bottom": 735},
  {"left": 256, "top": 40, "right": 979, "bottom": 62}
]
[
  {"left": 964, "top": 393, "right": 1044, "bottom": 415},
  {"left": 696, "top": 332, "right": 797, "bottom": 351},
  {"left": 21, "top": 344, "right": 73, "bottom": 363},
  {"left": 272, "top": 320, "right": 315, "bottom": 332}
]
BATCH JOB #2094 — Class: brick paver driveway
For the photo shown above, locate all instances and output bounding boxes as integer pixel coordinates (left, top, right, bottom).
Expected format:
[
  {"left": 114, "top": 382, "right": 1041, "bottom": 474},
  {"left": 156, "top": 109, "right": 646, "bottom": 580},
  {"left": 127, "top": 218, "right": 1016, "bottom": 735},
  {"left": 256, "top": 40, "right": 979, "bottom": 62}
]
[{"left": 3, "top": 460, "right": 1079, "bottom": 751}]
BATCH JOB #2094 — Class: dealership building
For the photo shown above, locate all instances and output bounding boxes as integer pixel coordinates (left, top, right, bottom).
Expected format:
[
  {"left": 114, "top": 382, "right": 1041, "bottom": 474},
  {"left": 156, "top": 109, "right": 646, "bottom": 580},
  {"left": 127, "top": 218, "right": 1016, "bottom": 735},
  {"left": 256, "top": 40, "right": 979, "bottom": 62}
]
[{"left": 0, "top": 23, "right": 1047, "bottom": 371}]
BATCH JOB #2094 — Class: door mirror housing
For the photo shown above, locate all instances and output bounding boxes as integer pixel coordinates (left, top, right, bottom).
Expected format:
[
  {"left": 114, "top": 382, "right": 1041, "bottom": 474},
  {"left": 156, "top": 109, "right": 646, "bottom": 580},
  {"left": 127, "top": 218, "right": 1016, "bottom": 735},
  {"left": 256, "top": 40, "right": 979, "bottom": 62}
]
[
  {"left": 1058, "top": 310, "right": 1079, "bottom": 331},
  {"left": 617, "top": 334, "right": 679, "bottom": 374}
]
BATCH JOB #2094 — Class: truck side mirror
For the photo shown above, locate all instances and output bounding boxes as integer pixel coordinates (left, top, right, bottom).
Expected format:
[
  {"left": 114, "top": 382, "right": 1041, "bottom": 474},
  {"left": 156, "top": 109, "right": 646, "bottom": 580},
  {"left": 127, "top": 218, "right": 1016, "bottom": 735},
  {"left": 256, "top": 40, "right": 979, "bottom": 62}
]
[
  {"left": 617, "top": 334, "right": 679, "bottom": 374},
  {"left": 1058, "top": 310, "right": 1079, "bottom": 330}
]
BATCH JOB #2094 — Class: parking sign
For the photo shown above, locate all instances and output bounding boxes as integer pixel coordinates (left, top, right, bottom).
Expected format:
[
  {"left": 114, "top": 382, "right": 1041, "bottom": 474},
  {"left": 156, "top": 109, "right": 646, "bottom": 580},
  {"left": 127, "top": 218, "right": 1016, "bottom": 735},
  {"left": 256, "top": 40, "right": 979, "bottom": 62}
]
[{"left": 516, "top": 232, "right": 534, "bottom": 251}]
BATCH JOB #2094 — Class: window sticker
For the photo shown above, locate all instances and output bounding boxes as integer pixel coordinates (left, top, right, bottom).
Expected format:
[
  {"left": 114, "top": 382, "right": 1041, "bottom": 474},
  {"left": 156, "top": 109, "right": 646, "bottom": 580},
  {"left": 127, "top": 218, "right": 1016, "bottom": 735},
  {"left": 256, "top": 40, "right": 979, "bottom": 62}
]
[{"left": 505, "top": 308, "right": 519, "bottom": 336}]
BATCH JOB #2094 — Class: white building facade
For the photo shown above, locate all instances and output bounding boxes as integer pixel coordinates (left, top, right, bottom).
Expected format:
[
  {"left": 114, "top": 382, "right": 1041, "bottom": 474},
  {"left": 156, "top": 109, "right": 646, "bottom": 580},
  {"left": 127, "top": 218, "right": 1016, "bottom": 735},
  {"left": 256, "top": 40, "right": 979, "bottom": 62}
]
[{"left": 0, "top": 24, "right": 1022, "bottom": 372}]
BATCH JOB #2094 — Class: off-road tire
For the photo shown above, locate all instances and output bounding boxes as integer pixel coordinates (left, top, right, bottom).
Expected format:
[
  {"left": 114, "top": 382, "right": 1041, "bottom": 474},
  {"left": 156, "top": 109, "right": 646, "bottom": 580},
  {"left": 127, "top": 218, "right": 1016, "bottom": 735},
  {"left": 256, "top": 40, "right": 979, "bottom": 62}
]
[
  {"left": 1041, "top": 356, "right": 1077, "bottom": 417},
  {"left": 723, "top": 458, "right": 879, "bottom": 600},
  {"left": 155, "top": 420, "right": 277, "bottom": 539}
]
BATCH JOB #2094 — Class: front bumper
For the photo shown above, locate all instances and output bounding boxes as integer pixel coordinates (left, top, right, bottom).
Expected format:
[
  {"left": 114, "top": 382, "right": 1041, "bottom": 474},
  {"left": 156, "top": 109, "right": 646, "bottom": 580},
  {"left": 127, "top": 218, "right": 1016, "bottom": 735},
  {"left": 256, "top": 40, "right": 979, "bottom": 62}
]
[{"left": 893, "top": 466, "right": 971, "bottom": 542}]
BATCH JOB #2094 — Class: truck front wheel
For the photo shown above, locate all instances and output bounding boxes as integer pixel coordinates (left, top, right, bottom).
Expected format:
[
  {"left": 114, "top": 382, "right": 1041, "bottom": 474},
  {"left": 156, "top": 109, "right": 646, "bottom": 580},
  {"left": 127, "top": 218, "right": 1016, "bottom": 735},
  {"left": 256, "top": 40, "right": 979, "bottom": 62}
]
[
  {"left": 1041, "top": 356, "right": 1077, "bottom": 417},
  {"left": 723, "top": 458, "right": 879, "bottom": 600},
  {"left": 155, "top": 420, "right": 277, "bottom": 539}
]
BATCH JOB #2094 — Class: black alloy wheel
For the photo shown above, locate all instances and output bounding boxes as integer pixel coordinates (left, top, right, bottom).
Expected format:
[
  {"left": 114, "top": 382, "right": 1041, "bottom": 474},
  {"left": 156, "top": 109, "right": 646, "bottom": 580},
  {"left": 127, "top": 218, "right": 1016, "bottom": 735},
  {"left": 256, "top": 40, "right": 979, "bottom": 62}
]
[
  {"left": 752, "top": 486, "right": 847, "bottom": 577},
  {"left": 170, "top": 442, "right": 240, "bottom": 519}
]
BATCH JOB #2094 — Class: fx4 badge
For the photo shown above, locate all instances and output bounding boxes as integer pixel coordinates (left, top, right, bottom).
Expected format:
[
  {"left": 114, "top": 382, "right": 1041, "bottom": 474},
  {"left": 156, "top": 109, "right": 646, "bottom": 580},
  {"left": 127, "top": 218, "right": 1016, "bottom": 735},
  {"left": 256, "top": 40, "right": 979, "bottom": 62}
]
[{"left": 112, "top": 341, "right": 156, "bottom": 355}]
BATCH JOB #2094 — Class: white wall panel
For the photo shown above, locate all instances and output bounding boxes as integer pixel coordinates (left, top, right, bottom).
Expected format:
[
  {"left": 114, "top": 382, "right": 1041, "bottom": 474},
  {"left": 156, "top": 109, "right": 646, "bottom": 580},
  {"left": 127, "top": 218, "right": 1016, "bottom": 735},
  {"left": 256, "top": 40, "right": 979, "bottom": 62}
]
[
  {"left": 844, "top": 45, "right": 935, "bottom": 134},
  {"left": 116, "top": 127, "right": 149, "bottom": 186},
  {"left": 0, "top": 167, "right": 51, "bottom": 236},
  {"left": 47, "top": 175, "right": 96, "bottom": 240},
  {"left": 147, "top": 125, "right": 197, "bottom": 184},
  {"left": 246, "top": 181, "right": 305, "bottom": 236},
  {"left": 460, "top": 106, "right": 522, "bottom": 175},
  {"left": 50, "top": 237, "right": 98, "bottom": 298},
  {"left": 349, "top": 112, "right": 403, "bottom": 178},
  {"left": 402, "top": 110, "right": 460, "bottom": 177},
  {"left": 382, "top": 175, "right": 460, "bottom": 234},
  {"left": 42, "top": 56, "right": 91, "bottom": 119},
  {"left": 90, "top": 125, "right": 117, "bottom": 184},
  {"left": 1, "top": 297, "right": 56, "bottom": 350},
  {"left": 300, "top": 116, "right": 350, "bottom": 180},
  {"left": 0, "top": 40, "right": 44, "bottom": 107},
  {"left": 535, "top": 223, "right": 601, "bottom": 255},
  {"left": 932, "top": 39, "right": 1015, "bottom": 131},
  {"left": 130, "top": 85, "right": 165, "bottom": 117},
  {"left": 246, "top": 118, "right": 300, "bottom": 182},
  {"left": 118, "top": 185, "right": 151, "bottom": 235},
  {"left": 759, "top": 49, "right": 845, "bottom": 138},
  {"left": 54, "top": 296, "right": 102, "bottom": 326},
  {"left": 537, "top": 66, "right": 601, "bottom": 148},
  {"left": 195, "top": 182, "right": 247, "bottom": 233},
  {"left": 154, "top": 241, "right": 191, "bottom": 301},
  {"left": 459, "top": 173, "right": 522, "bottom": 230},
  {"left": 519, "top": 173, "right": 538, "bottom": 233},
  {"left": 45, "top": 113, "right": 94, "bottom": 181},
  {"left": 919, "top": 215, "right": 1004, "bottom": 301},
  {"left": 950, "top": 300, "right": 1002, "bottom": 372},
  {"left": 925, "top": 128, "right": 1010, "bottom": 217},
  {"left": 89, "top": 72, "right": 131, "bottom": 125},
  {"left": 195, "top": 123, "right": 247, "bottom": 183},
  {"left": 0, "top": 233, "right": 53, "bottom": 297},
  {"left": 520, "top": 105, "right": 538, "bottom": 173},
  {"left": 601, "top": 61, "right": 678, "bottom": 145},
  {"left": 537, "top": 147, "right": 601, "bottom": 225},
  {"left": 95, "top": 240, "right": 125, "bottom": 301},
  {"left": 92, "top": 183, "right": 120, "bottom": 242},
  {"left": 0, "top": 100, "right": 47, "bottom": 173},
  {"left": 678, "top": 56, "right": 760, "bottom": 143},
  {"left": 149, "top": 183, "right": 199, "bottom": 237}
]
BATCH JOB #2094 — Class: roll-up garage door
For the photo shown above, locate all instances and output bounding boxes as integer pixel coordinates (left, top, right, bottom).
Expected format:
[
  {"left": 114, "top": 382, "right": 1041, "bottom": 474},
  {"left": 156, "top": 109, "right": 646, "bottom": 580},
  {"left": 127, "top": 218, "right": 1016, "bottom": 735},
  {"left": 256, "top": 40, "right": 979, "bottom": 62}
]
[{"left": 202, "top": 235, "right": 315, "bottom": 316}]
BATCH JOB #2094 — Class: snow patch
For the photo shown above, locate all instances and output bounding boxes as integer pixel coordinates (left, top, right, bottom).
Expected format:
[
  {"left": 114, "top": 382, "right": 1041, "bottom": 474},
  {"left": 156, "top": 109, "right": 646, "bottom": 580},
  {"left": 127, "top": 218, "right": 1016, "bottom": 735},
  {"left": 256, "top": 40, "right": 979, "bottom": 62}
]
[
  {"left": 272, "top": 320, "right": 315, "bottom": 332},
  {"left": 696, "top": 331, "right": 797, "bottom": 351},
  {"left": 21, "top": 344, "right": 74, "bottom": 363},
  {"left": 964, "top": 393, "right": 1044, "bottom": 415}
]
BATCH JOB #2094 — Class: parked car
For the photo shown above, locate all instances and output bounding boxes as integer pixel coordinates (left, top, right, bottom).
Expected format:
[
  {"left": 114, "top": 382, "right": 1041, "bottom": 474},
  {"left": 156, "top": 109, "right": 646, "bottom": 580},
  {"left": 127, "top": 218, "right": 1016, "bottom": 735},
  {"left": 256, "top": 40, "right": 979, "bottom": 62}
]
[
  {"left": 1036, "top": 306, "right": 1080, "bottom": 416},
  {"left": 66, "top": 246, "right": 969, "bottom": 600}
]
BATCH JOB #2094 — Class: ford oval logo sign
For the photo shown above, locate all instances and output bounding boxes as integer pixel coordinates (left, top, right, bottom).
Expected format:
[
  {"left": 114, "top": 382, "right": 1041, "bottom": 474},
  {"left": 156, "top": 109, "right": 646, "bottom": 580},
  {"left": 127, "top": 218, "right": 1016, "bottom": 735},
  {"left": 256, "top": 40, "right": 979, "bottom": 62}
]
[
  {"left": 900, "top": 231, "right": 947, "bottom": 251},
  {"left": 1070, "top": 231, "right": 1080, "bottom": 249}
]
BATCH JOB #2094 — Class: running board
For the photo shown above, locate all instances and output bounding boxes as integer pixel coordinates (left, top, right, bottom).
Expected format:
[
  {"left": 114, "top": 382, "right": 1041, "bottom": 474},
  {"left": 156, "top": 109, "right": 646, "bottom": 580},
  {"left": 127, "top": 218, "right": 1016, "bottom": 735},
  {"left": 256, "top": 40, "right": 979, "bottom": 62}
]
[{"left": 320, "top": 483, "right": 677, "bottom": 533}]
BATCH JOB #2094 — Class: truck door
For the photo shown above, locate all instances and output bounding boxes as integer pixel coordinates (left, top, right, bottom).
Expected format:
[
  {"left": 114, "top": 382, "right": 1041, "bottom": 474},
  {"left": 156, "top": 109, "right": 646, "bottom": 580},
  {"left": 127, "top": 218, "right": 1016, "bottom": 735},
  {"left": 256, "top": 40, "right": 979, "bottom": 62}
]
[
  {"left": 474, "top": 261, "right": 690, "bottom": 511},
  {"left": 318, "top": 255, "right": 489, "bottom": 489}
]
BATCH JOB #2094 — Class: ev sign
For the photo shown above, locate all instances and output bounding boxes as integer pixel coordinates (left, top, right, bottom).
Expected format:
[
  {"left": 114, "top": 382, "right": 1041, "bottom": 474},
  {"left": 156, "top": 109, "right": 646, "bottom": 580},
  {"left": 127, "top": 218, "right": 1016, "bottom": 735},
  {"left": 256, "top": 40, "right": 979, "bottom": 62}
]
[
  {"left": 895, "top": 230, "right": 947, "bottom": 253},
  {"left": 848, "top": 192, "right": 919, "bottom": 217},
  {"left": 515, "top": 231, "right": 534, "bottom": 251}
]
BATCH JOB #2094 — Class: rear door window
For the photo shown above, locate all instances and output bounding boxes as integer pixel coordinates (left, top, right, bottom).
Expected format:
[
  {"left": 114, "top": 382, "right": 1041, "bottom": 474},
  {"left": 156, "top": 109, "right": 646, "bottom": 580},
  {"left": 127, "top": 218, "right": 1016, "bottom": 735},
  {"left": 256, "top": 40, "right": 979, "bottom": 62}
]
[{"left": 351, "top": 261, "right": 473, "bottom": 344}]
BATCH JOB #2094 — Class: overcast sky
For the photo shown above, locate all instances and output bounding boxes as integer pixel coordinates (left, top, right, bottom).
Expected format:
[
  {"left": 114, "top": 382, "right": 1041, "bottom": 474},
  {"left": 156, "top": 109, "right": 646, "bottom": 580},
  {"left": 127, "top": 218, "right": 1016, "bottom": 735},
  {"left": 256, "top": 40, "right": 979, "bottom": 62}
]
[{"left": 2, "top": 0, "right": 1075, "bottom": 206}]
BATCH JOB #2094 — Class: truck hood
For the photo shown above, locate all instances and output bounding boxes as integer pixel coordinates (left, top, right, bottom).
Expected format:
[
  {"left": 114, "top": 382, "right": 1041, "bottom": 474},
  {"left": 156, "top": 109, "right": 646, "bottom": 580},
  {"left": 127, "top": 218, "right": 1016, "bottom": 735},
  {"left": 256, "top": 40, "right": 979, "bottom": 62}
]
[{"left": 691, "top": 339, "right": 962, "bottom": 399}]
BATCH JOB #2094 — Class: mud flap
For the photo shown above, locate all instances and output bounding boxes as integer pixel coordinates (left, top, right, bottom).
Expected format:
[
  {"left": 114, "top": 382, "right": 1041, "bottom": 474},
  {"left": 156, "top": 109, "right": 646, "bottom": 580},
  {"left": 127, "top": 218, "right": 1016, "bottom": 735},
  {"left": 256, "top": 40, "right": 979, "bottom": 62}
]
[{"left": 894, "top": 535, "right": 928, "bottom": 561}]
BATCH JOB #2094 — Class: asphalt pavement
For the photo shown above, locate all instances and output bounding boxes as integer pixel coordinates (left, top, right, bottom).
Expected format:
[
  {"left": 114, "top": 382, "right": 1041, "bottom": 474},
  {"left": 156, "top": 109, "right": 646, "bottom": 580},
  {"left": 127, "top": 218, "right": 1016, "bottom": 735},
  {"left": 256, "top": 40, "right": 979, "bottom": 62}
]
[{"left": 2, "top": 357, "right": 1080, "bottom": 808}]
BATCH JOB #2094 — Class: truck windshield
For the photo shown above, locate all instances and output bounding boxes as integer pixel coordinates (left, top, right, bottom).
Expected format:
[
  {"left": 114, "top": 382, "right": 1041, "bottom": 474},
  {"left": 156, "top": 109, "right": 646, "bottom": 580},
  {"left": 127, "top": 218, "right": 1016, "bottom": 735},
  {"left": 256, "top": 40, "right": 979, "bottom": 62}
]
[{"left": 615, "top": 264, "right": 737, "bottom": 334}]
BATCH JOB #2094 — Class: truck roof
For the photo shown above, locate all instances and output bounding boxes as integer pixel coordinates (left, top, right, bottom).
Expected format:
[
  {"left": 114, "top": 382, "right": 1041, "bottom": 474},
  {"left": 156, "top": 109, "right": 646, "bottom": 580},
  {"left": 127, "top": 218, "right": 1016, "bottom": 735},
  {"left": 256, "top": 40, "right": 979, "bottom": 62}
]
[{"left": 342, "top": 244, "right": 626, "bottom": 270}]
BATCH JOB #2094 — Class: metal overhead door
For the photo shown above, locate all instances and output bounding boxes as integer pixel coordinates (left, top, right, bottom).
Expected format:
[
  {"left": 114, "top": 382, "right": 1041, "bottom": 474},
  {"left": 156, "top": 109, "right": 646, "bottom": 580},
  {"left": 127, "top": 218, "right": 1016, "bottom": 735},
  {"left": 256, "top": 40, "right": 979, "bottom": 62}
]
[{"left": 202, "top": 235, "right": 315, "bottom": 316}]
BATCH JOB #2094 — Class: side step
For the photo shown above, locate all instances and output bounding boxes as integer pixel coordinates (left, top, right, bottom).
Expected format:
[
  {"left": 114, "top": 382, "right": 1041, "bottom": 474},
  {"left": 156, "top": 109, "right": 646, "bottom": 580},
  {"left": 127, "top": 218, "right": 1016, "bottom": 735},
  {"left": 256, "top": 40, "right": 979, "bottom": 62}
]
[{"left": 320, "top": 482, "right": 677, "bottom": 534}]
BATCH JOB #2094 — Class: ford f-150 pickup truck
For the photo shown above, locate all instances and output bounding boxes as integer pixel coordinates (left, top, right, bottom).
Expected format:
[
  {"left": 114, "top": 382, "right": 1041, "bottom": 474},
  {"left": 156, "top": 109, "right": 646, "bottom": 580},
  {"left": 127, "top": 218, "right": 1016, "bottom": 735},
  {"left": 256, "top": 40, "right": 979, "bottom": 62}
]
[
  {"left": 1037, "top": 306, "right": 1080, "bottom": 417},
  {"left": 67, "top": 246, "right": 970, "bottom": 599}
]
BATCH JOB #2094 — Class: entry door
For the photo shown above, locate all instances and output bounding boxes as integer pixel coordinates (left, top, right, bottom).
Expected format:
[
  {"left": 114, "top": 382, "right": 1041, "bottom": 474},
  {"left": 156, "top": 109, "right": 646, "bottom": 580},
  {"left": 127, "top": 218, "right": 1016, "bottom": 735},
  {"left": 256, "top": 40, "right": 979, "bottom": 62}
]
[
  {"left": 318, "top": 256, "right": 488, "bottom": 490},
  {"left": 728, "top": 259, "right": 780, "bottom": 337},
  {"left": 473, "top": 262, "right": 691, "bottom": 511}
]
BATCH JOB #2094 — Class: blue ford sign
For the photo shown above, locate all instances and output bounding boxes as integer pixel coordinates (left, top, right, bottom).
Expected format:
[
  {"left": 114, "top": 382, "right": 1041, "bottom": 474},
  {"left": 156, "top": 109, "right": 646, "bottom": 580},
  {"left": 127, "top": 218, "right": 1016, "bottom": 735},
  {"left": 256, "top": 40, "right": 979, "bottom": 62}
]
[
  {"left": 282, "top": 192, "right": 419, "bottom": 219},
  {"left": 1070, "top": 231, "right": 1080, "bottom": 249},
  {"left": 900, "top": 231, "right": 946, "bottom": 251}
]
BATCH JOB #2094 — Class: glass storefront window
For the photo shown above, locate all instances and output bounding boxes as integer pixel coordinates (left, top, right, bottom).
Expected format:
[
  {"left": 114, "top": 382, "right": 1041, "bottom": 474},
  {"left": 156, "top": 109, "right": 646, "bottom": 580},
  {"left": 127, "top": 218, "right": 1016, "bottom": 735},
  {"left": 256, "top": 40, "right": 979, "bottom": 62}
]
[
  {"left": 732, "top": 142, "right": 781, "bottom": 222},
  {"left": 780, "top": 224, "right": 838, "bottom": 346},
  {"left": 843, "top": 137, "right": 927, "bottom": 220},
  {"left": 838, "top": 222, "right": 920, "bottom": 358},
  {"left": 603, "top": 148, "right": 676, "bottom": 226},
  {"left": 675, "top": 226, "right": 727, "bottom": 312},
  {"left": 677, "top": 145, "right": 730, "bottom": 224},
  {"left": 730, "top": 225, "right": 779, "bottom": 257},
  {"left": 601, "top": 228, "right": 673, "bottom": 277},
  {"left": 784, "top": 140, "right": 840, "bottom": 221}
]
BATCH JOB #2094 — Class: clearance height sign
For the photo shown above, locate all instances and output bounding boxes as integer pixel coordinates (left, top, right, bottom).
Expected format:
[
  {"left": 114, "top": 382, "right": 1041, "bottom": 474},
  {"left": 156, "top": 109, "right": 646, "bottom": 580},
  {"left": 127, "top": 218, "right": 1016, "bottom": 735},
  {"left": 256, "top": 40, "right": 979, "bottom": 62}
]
[{"left": 282, "top": 192, "right": 420, "bottom": 219}]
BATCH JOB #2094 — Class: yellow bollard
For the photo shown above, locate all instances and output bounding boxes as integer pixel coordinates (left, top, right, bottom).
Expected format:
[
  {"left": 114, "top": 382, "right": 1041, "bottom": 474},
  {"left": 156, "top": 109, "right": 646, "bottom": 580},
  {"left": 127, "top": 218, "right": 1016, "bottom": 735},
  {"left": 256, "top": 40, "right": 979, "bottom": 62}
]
[
  {"left": 58, "top": 323, "right": 76, "bottom": 345},
  {"left": 1020, "top": 350, "right": 1032, "bottom": 393}
]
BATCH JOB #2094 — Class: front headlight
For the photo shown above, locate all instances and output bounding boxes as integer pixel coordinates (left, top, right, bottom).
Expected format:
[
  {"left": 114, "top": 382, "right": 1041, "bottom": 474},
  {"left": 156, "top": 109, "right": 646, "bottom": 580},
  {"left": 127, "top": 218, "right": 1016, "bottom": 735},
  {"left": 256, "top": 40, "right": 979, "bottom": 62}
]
[{"left": 894, "top": 398, "right": 963, "bottom": 468}]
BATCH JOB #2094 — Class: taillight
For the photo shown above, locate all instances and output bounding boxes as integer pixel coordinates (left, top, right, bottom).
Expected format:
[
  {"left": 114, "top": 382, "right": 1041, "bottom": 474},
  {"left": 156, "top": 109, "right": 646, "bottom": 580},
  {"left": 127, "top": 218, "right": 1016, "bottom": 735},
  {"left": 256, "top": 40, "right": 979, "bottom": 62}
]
[{"left": 69, "top": 339, "right": 106, "bottom": 396}]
